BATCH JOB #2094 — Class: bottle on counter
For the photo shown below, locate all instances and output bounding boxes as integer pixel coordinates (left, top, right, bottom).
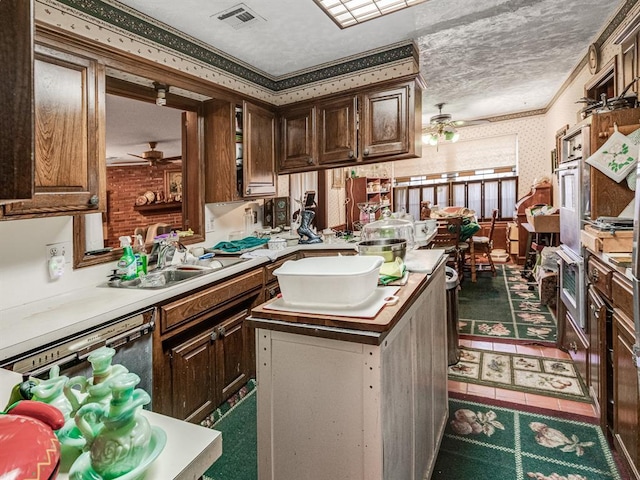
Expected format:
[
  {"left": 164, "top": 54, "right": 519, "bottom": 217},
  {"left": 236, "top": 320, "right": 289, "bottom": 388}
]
[
  {"left": 132, "top": 234, "right": 148, "bottom": 276},
  {"left": 118, "top": 236, "right": 138, "bottom": 281}
]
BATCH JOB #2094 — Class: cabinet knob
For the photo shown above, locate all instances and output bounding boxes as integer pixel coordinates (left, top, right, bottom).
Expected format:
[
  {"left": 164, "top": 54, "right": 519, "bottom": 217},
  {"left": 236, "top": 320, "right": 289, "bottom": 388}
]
[
  {"left": 348, "top": 150, "right": 355, "bottom": 159},
  {"left": 210, "top": 330, "right": 219, "bottom": 341},
  {"left": 569, "top": 341, "right": 578, "bottom": 354},
  {"left": 363, "top": 148, "right": 370, "bottom": 157},
  {"left": 246, "top": 188, "right": 251, "bottom": 195},
  {"left": 307, "top": 157, "right": 314, "bottom": 165},
  {"left": 590, "top": 303, "right": 599, "bottom": 319},
  {"left": 89, "top": 195, "right": 99, "bottom": 206},
  {"left": 268, "top": 287, "right": 278, "bottom": 298},
  {"left": 218, "top": 326, "right": 226, "bottom": 337},
  {"left": 590, "top": 269, "right": 599, "bottom": 283},
  {"left": 598, "top": 131, "right": 609, "bottom": 139}
]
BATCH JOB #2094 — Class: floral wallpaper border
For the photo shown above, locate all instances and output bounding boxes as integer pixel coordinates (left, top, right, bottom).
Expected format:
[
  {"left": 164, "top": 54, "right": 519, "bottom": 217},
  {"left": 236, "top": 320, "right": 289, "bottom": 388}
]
[{"left": 51, "top": 0, "right": 416, "bottom": 93}]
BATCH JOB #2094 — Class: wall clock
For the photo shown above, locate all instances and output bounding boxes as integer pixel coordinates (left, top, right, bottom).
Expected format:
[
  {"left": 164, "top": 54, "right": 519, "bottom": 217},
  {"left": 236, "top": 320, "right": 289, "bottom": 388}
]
[{"left": 588, "top": 43, "right": 599, "bottom": 75}]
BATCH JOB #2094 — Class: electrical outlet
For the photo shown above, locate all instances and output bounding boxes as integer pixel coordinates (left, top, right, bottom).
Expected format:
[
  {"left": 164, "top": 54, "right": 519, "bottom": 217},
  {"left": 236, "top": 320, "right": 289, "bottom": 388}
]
[
  {"left": 45, "top": 241, "right": 72, "bottom": 264},
  {"left": 206, "top": 216, "right": 215, "bottom": 232}
]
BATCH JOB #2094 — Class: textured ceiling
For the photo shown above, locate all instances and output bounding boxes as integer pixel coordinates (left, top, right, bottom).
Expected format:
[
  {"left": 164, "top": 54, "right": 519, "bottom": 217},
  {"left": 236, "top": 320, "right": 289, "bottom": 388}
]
[{"left": 111, "top": 0, "right": 624, "bottom": 123}]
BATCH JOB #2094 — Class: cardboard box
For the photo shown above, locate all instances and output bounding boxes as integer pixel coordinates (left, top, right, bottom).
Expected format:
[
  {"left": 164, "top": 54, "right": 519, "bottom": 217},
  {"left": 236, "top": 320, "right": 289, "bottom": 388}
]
[
  {"left": 525, "top": 208, "right": 560, "bottom": 233},
  {"left": 581, "top": 225, "right": 633, "bottom": 253}
]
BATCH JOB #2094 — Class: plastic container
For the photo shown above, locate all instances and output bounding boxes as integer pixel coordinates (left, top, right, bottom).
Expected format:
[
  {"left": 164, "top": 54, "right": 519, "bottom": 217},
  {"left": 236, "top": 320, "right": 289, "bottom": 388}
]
[
  {"left": 267, "top": 237, "right": 287, "bottom": 250},
  {"left": 273, "top": 255, "right": 384, "bottom": 307}
]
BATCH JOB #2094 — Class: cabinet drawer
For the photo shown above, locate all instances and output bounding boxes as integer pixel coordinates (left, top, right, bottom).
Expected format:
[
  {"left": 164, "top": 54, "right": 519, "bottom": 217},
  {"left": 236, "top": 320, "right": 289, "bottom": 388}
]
[
  {"left": 612, "top": 274, "right": 634, "bottom": 320},
  {"left": 563, "top": 312, "right": 589, "bottom": 385},
  {"left": 587, "top": 257, "right": 612, "bottom": 299},
  {"left": 160, "top": 269, "right": 263, "bottom": 333},
  {"left": 264, "top": 253, "right": 297, "bottom": 284}
]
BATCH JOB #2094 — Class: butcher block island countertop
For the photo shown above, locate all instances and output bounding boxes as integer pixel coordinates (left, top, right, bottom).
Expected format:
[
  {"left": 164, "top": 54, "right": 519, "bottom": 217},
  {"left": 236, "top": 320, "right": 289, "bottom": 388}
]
[{"left": 247, "top": 251, "right": 449, "bottom": 480}]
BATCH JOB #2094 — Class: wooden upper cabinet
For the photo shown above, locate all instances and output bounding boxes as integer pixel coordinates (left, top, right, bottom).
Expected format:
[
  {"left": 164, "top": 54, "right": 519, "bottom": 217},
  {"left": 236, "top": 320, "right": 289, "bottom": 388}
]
[
  {"left": 317, "top": 95, "right": 358, "bottom": 165},
  {"left": 279, "top": 105, "right": 316, "bottom": 171},
  {"left": 0, "top": 0, "right": 34, "bottom": 203},
  {"left": 278, "top": 78, "right": 421, "bottom": 174},
  {"left": 204, "top": 98, "right": 240, "bottom": 203},
  {"left": 588, "top": 108, "right": 640, "bottom": 219},
  {"left": 360, "top": 83, "right": 412, "bottom": 159},
  {"left": 204, "top": 98, "right": 275, "bottom": 202},
  {"left": 1, "top": 42, "right": 105, "bottom": 218},
  {"left": 243, "top": 101, "right": 276, "bottom": 198}
]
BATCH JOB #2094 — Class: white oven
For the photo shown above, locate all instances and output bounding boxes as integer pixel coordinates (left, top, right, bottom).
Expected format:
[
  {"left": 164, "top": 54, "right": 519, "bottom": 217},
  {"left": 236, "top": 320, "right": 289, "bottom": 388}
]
[{"left": 557, "top": 246, "right": 585, "bottom": 330}]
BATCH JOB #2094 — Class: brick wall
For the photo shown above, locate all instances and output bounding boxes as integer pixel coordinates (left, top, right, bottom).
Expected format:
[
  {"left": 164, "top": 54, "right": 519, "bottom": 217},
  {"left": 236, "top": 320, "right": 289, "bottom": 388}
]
[{"left": 106, "top": 164, "right": 183, "bottom": 248}]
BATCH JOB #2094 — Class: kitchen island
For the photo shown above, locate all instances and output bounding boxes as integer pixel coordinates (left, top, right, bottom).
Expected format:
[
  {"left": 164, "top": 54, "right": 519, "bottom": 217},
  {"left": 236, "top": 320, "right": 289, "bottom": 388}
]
[{"left": 247, "top": 250, "right": 448, "bottom": 480}]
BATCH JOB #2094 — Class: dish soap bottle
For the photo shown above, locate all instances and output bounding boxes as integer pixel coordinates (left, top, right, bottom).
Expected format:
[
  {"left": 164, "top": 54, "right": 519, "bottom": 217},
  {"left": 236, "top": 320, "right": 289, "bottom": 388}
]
[
  {"left": 118, "top": 236, "right": 137, "bottom": 281},
  {"left": 132, "top": 234, "right": 147, "bottom": 276}
]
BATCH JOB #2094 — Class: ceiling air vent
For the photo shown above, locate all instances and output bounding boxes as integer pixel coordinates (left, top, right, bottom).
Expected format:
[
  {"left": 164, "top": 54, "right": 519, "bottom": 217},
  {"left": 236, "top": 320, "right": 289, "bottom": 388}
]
[{"left": 214, "top": 3, "right": 265, "bottom": 30}]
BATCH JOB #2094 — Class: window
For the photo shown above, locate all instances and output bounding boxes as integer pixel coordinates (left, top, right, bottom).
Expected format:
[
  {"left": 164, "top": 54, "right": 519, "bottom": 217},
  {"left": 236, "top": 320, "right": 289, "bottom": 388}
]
[{"left": 394, "top": 167, "right": 517, "bottom": 221}]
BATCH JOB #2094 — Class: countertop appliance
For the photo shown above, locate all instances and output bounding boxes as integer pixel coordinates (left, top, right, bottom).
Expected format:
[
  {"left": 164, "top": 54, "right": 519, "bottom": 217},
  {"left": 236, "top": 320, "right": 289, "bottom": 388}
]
[{"left": 0, "top": 308, "right": 155, "bottom": 410}]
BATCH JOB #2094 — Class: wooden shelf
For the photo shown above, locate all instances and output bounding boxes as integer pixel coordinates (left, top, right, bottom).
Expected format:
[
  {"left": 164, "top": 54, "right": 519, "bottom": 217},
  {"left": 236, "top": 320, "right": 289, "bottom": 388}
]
[{"left": 134, "top": 202, "right": 182, "bottom": 214}]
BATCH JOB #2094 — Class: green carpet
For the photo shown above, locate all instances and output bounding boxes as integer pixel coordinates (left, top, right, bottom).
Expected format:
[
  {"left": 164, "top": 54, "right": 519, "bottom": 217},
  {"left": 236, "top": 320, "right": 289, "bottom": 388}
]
[
  {"left": 458, "top": 264, "right": 557, "bottom": 344},
  {"left": 449, "top": 347, "right": 592, "bottom": 403},
  {"left": 203, "top": 388, "right": 257, "bottom": 480},
  {"left": 433, "top": 397, "right": 623, "bottom": 480}
]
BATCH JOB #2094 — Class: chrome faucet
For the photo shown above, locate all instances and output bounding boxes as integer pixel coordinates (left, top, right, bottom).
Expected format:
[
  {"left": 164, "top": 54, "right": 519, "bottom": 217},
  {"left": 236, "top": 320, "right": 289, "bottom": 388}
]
[{"left": 155, "top": 234, "right": 186, "bottom": 269}]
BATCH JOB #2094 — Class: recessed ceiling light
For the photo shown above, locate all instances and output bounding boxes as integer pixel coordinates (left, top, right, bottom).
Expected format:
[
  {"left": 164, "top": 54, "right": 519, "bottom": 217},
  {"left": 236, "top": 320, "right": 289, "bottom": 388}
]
[{"left": 313, "top": 0, "right": 429, "bottom": 28}]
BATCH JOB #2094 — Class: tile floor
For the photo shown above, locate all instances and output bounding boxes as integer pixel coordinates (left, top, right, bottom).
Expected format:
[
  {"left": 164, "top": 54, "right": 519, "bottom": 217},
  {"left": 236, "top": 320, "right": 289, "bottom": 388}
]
[{"left": 448, "top": 338, "right": 598, "bottom": 418}]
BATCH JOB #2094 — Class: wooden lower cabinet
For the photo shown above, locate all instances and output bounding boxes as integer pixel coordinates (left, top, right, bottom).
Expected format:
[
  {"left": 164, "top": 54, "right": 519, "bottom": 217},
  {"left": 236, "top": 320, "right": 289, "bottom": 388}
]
[
  {"left": 587, "top": 285, "right": 606, "bottom": 421},
  {"left": 155, "top": 269, "right": 263, "bottom": 422},
  {"left": 560, "top": 308, "right": 589, "bottom": 385},
  {"left": 613, "top": 308, "right": 640, "bottom": 480}
]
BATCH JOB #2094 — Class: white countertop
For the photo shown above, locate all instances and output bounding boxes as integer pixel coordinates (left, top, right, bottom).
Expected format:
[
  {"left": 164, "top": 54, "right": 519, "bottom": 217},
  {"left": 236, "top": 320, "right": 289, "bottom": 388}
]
[
  {"left": 0, "top": 243, "right": 356, "bottom": 362},
  {"left": 0, "top": 241, "right": 442, "bottom": 362},
  {"left": 0, "top": 368, "right": 222, "bottom": 479}
]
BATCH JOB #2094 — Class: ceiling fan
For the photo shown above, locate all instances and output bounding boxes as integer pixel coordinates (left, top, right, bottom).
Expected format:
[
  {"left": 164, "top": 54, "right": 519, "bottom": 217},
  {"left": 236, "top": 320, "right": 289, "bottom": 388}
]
[
  {"left": 125, "top": 141, "right": 181, "bottom": 165},
  {"left": 422, "top": 103, "right": 488, "bottom": 146}
]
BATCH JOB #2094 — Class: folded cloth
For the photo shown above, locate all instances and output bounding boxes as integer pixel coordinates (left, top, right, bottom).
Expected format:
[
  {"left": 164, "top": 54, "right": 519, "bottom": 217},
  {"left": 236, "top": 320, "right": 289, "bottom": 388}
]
[
  {"left": 379, "top": 258, "right": 405, "bottom": 285},
  {"left": 212, "top": 236, "right": 269, "bottom": 253},
  {"left": 240, "top": 249, "right": 278, "bottom": 261}
]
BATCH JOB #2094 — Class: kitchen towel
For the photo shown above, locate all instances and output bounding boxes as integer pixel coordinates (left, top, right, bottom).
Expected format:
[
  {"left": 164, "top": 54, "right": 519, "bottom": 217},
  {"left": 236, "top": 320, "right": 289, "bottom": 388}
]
[{"left": 585, "top": 129, "right": 637, "bottom": 182}]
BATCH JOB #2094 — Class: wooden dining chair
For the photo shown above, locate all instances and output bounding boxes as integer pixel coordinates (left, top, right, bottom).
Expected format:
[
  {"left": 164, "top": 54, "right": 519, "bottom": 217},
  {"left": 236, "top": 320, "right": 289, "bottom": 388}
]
[
  {"left": 431, "top": 216, "right": 464, "bottom": 278},
  {"left": 469, "top": 209, "right": 498, "bottom": 277}
]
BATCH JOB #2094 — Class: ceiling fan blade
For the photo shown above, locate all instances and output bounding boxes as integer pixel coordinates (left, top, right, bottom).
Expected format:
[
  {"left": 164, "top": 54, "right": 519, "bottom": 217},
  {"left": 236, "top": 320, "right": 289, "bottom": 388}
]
[
  {"left": 163, "top": 155, "right": 182, "bottom": 161},
  {"left": 127, "top": 153, "right": 146, "bottom": 159}
]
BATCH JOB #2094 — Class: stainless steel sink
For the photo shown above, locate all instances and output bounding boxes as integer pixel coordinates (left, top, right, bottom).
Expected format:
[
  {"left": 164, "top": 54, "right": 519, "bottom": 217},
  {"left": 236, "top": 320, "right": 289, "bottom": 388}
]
[{"left": 108, "top": 257, "right": 245, "bottom": 289}]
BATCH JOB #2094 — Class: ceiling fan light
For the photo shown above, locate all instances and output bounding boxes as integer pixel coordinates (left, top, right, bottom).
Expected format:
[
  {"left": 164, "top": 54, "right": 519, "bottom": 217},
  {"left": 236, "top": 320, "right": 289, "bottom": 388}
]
[
  {"left": 451, "top": 132, "right": 460, "bottom": 142},
  {"left": 427, "top": 134, "right": 439, "bottom": 146}
]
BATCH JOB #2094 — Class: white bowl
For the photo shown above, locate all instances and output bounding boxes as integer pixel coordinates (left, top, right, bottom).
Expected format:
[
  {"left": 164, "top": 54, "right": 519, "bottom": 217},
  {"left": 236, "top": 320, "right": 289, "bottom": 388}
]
[{"left": 273, "top": 255, "right": 384, "bottom": 307}]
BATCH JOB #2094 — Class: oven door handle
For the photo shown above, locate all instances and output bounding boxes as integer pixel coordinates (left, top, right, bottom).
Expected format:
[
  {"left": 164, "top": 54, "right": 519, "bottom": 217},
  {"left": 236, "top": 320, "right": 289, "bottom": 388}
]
[
  {"left": 556, "top": 249, "right": 581, "bottom": 265},
  {"left": 556, "top": 164, "right": 578, "bottom": 173}
]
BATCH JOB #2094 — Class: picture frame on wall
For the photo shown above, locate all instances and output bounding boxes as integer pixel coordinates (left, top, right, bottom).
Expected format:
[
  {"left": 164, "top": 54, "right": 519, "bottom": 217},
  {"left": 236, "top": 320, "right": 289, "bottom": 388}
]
[{"left": 164, "top": 168, "right": 183, "bottom": 202}]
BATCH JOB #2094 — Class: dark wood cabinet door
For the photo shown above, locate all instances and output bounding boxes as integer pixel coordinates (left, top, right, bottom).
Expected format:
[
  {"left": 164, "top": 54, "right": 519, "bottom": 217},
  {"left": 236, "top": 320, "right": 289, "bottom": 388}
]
[
  {"left": 612, "top": 309, "right": 640, "bottom": 478},
  {"left": 170, "top": 328, "right": 216, "bottom": 423},
  {"left": 243, "top": 101, "right": 276, "bottom": 197},
  {"left": 3, "top": 43, "right": 105, "bottom": 218},
  {"left": 204, "top": 98, "right": 241, "bottom": 203},
  {"left": 0, "top": 0, "right": 33, "bottom": 202},
  {"left": 360, "top": 84, "right": 411, "bottom": 159},
  {"left": 279, "top": 105, "right": 316, "bottom": 172},
  {"left": 589, "top": 109, "right": 640, "bottom": 220},
  {"left": 586, "top": 286, "right": 605, "bottom": 418},
  {"left": 216, "top": 309, "right": 250, "bottom": 400},
  {"left": 317, "top": 96, "right": 358, "bottom": 165},
  {"left": 561, "top": 310, "right": 589, "bottom": 385}
]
